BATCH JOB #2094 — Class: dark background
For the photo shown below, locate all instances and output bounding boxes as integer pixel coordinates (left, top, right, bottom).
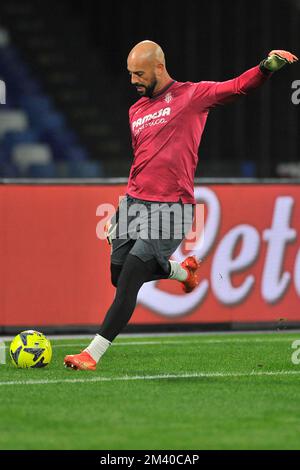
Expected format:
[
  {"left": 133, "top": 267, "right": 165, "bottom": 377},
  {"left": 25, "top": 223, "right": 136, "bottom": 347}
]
[{"left": 0, "top": 0, "right": 299, "bottom": 178}]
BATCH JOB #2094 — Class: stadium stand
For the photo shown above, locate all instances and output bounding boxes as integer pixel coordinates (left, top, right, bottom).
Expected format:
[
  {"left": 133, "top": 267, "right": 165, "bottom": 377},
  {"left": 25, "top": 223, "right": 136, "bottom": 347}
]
[
  {"left": 0, "top": 3, "right": 106, "bottom": 178},
  {"left": 11, "top": 142, "right": 53, "bottom": 175},
  {"left": 0, "top": 0, "right": 131, "bottom": 178}
]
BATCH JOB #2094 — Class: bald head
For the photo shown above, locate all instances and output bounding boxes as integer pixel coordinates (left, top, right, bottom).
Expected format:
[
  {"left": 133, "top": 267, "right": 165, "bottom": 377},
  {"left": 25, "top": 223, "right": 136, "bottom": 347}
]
[
  {"left": 128, "top": 40, "right": 165, "bottom": 67},
  {"left": 127, "top": 40, "right": 171, "bottom": 98}
]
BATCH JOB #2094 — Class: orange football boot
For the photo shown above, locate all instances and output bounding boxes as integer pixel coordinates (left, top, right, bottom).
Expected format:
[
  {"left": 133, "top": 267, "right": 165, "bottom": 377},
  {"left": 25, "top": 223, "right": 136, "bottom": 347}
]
[
  {"left": 64, "top": 351, "right": 96, "bottom": 371},
  {"left": 180, "top": 256, "right": 201, "bottom": 293}
]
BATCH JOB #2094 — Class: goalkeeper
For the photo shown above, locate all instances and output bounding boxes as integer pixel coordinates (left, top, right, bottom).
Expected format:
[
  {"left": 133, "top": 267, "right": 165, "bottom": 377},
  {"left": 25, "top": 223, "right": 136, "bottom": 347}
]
[{"left": 64, "top": 43, "right": 298, "bottom": 371}]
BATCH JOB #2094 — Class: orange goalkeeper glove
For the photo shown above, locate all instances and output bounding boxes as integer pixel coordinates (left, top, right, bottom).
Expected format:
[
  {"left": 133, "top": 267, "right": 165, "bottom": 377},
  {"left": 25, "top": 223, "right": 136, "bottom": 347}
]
[{"left": 262, "top": 49, "right": 298, "bottom": 72}]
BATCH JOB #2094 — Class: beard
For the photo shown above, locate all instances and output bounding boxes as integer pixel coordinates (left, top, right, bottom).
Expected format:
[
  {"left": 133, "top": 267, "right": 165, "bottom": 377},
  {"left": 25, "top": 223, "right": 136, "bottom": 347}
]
[{"left": 135, "top": 78, "right": 157, "bottom": 98}]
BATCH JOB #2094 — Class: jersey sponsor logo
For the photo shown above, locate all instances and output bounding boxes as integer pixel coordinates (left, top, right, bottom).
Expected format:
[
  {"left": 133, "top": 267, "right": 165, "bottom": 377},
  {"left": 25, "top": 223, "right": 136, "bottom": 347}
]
[{"left": 132, "top": 107, "right": 171, "bottom": 131}]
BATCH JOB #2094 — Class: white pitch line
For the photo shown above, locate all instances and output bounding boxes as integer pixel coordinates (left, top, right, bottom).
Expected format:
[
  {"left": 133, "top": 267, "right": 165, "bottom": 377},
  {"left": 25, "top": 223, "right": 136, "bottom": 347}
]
[
  {"left": 0, "top": 369, "right": 300, "bottom": 386},
  {"left": 2, "top": 330, "right": 300, "bottom": 343},
  {"left": 2, "top": 337, "right": 299, "bottom": 350},
  {"left": 51, "top": 337, "right": 300, "bottom": 347},
  {"left": 46, "top": 330, "right": 300, "bottom": 339}
]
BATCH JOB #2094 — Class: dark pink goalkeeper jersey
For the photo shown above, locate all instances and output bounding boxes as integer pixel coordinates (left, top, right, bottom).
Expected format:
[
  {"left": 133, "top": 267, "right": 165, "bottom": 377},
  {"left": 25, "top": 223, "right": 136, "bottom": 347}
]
[{"left": 127, "top": 65, "right": 271, "bottom": 204}]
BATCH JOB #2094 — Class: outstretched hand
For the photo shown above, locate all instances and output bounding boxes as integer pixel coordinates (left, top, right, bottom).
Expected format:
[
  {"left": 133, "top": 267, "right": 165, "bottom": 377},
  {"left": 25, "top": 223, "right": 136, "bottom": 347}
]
[{"left": 263, "top": 50, "right": 298, "bottom": 72}]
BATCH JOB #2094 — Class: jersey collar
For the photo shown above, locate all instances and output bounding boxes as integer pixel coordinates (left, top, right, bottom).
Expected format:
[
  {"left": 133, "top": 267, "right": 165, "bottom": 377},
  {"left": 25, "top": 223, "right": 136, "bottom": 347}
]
[{"left": 150, "top": 80, "right": 176, "bottom": 100}]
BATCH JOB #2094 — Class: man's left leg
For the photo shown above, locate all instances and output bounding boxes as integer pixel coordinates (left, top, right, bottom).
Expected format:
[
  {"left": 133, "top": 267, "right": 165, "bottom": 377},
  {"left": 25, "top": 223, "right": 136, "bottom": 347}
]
[
  {"left": 99, "top": 255, "right": 162, "bottom": 341},
  {"left": 64, "top": 253, "right": 166, "bottom": 370}
]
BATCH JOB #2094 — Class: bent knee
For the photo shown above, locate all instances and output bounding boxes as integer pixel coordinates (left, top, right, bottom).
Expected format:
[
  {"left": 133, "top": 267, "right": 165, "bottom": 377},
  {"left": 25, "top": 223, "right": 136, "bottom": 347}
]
[{"left": 111, "top": 263, "right": 123, "bottom": 287}]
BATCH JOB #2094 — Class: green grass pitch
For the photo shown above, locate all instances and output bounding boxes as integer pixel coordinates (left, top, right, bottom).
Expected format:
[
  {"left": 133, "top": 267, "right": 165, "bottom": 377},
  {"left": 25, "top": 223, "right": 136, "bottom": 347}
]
[{"left": 0, "top": 332, "right": 300, "bottom": 450}]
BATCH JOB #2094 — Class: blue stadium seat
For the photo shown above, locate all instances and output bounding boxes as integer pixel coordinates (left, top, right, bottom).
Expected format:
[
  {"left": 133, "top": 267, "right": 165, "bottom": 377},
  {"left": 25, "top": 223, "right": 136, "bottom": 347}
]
[
  {"left": 5, "top": 63, "right": 31, "bottom": 82},
  {"left": 42, "top": 128, "right": 79, "bottom": 159},
  {"left": 67, "top": 161, "right": 104, "bottom": 178},
  {"left": 19, "top": 95, "right": 53, "bottom": 116},
  {"left": 0, "top": 46, "right": 20, "bottom": 68},
  {"left": 1, "top": 129, "right": 40, "bottom": 155},
  {"left": 64, "top": 145, "right": 90, "bottom": 162},
  {"left": 12, "top": 143, "right": 53, "bottom": 175},
  {"left": 241, "top": 161, "right": 256, "bottom": 178},
  {"left": 10, "top": 77, "right": 42, "bottom": 97},
  {"left": 29, "top": 110, "right": 66, "bottom": 131},
  {"left": 0, "top": 109, "right": 28, "bottom": 137},
  {"left": 26, "top": 162, "right": 57, "bottom": 178},
  {"left": 0, "top": 161, "right": 19, "bottom": 177}
]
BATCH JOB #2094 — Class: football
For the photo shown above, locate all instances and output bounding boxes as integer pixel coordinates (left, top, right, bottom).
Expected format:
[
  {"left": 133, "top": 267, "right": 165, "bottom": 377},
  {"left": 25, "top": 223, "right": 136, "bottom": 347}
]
[{"left": 9, "top": 330, "right": 52, "bottom": 368}]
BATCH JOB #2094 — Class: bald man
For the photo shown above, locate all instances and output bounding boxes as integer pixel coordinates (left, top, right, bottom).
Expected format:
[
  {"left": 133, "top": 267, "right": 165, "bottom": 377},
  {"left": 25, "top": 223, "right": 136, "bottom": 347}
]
[
  {"left": 127, "top": 40, "right": 170, "bottom": 97},
  {"left": 64, "top": 41, "right": 298, "bottom": 371}
]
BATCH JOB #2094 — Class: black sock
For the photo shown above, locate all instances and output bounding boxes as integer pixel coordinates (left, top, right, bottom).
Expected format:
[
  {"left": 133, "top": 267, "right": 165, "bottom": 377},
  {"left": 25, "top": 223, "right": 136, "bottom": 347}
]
[{"left": 100, "top": 254, "right": 168, "bottom": 341}]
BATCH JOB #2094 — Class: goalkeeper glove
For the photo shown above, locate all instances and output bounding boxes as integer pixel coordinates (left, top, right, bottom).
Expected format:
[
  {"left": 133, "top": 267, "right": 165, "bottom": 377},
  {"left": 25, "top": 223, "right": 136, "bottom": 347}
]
[
  {"left": 104, "top": 208, "right": 119, "bottom": 245},
  {"left": 104, "top": 220, "right": 113, "bottom": 245},
  {"left": 261, "top": 49, "right": 298, "bottom": 72}
]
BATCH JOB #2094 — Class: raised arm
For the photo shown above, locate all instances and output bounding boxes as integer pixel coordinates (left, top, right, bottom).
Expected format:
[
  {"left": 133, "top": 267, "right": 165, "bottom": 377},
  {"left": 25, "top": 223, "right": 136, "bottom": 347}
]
[{"left": 192, "top": 49, "right": 298, "bottom": 110}]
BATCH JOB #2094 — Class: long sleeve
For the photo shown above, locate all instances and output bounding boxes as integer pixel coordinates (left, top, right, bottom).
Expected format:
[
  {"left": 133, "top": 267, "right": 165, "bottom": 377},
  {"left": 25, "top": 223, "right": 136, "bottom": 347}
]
[{"left": 192, "top": 65, "right": 272, "bottom": 110}]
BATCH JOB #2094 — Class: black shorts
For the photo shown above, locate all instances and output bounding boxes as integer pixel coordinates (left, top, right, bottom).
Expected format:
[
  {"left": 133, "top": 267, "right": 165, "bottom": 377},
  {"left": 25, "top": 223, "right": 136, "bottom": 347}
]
[{"left": 110, "top": 194, "right": 194, "bottom": 274}]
